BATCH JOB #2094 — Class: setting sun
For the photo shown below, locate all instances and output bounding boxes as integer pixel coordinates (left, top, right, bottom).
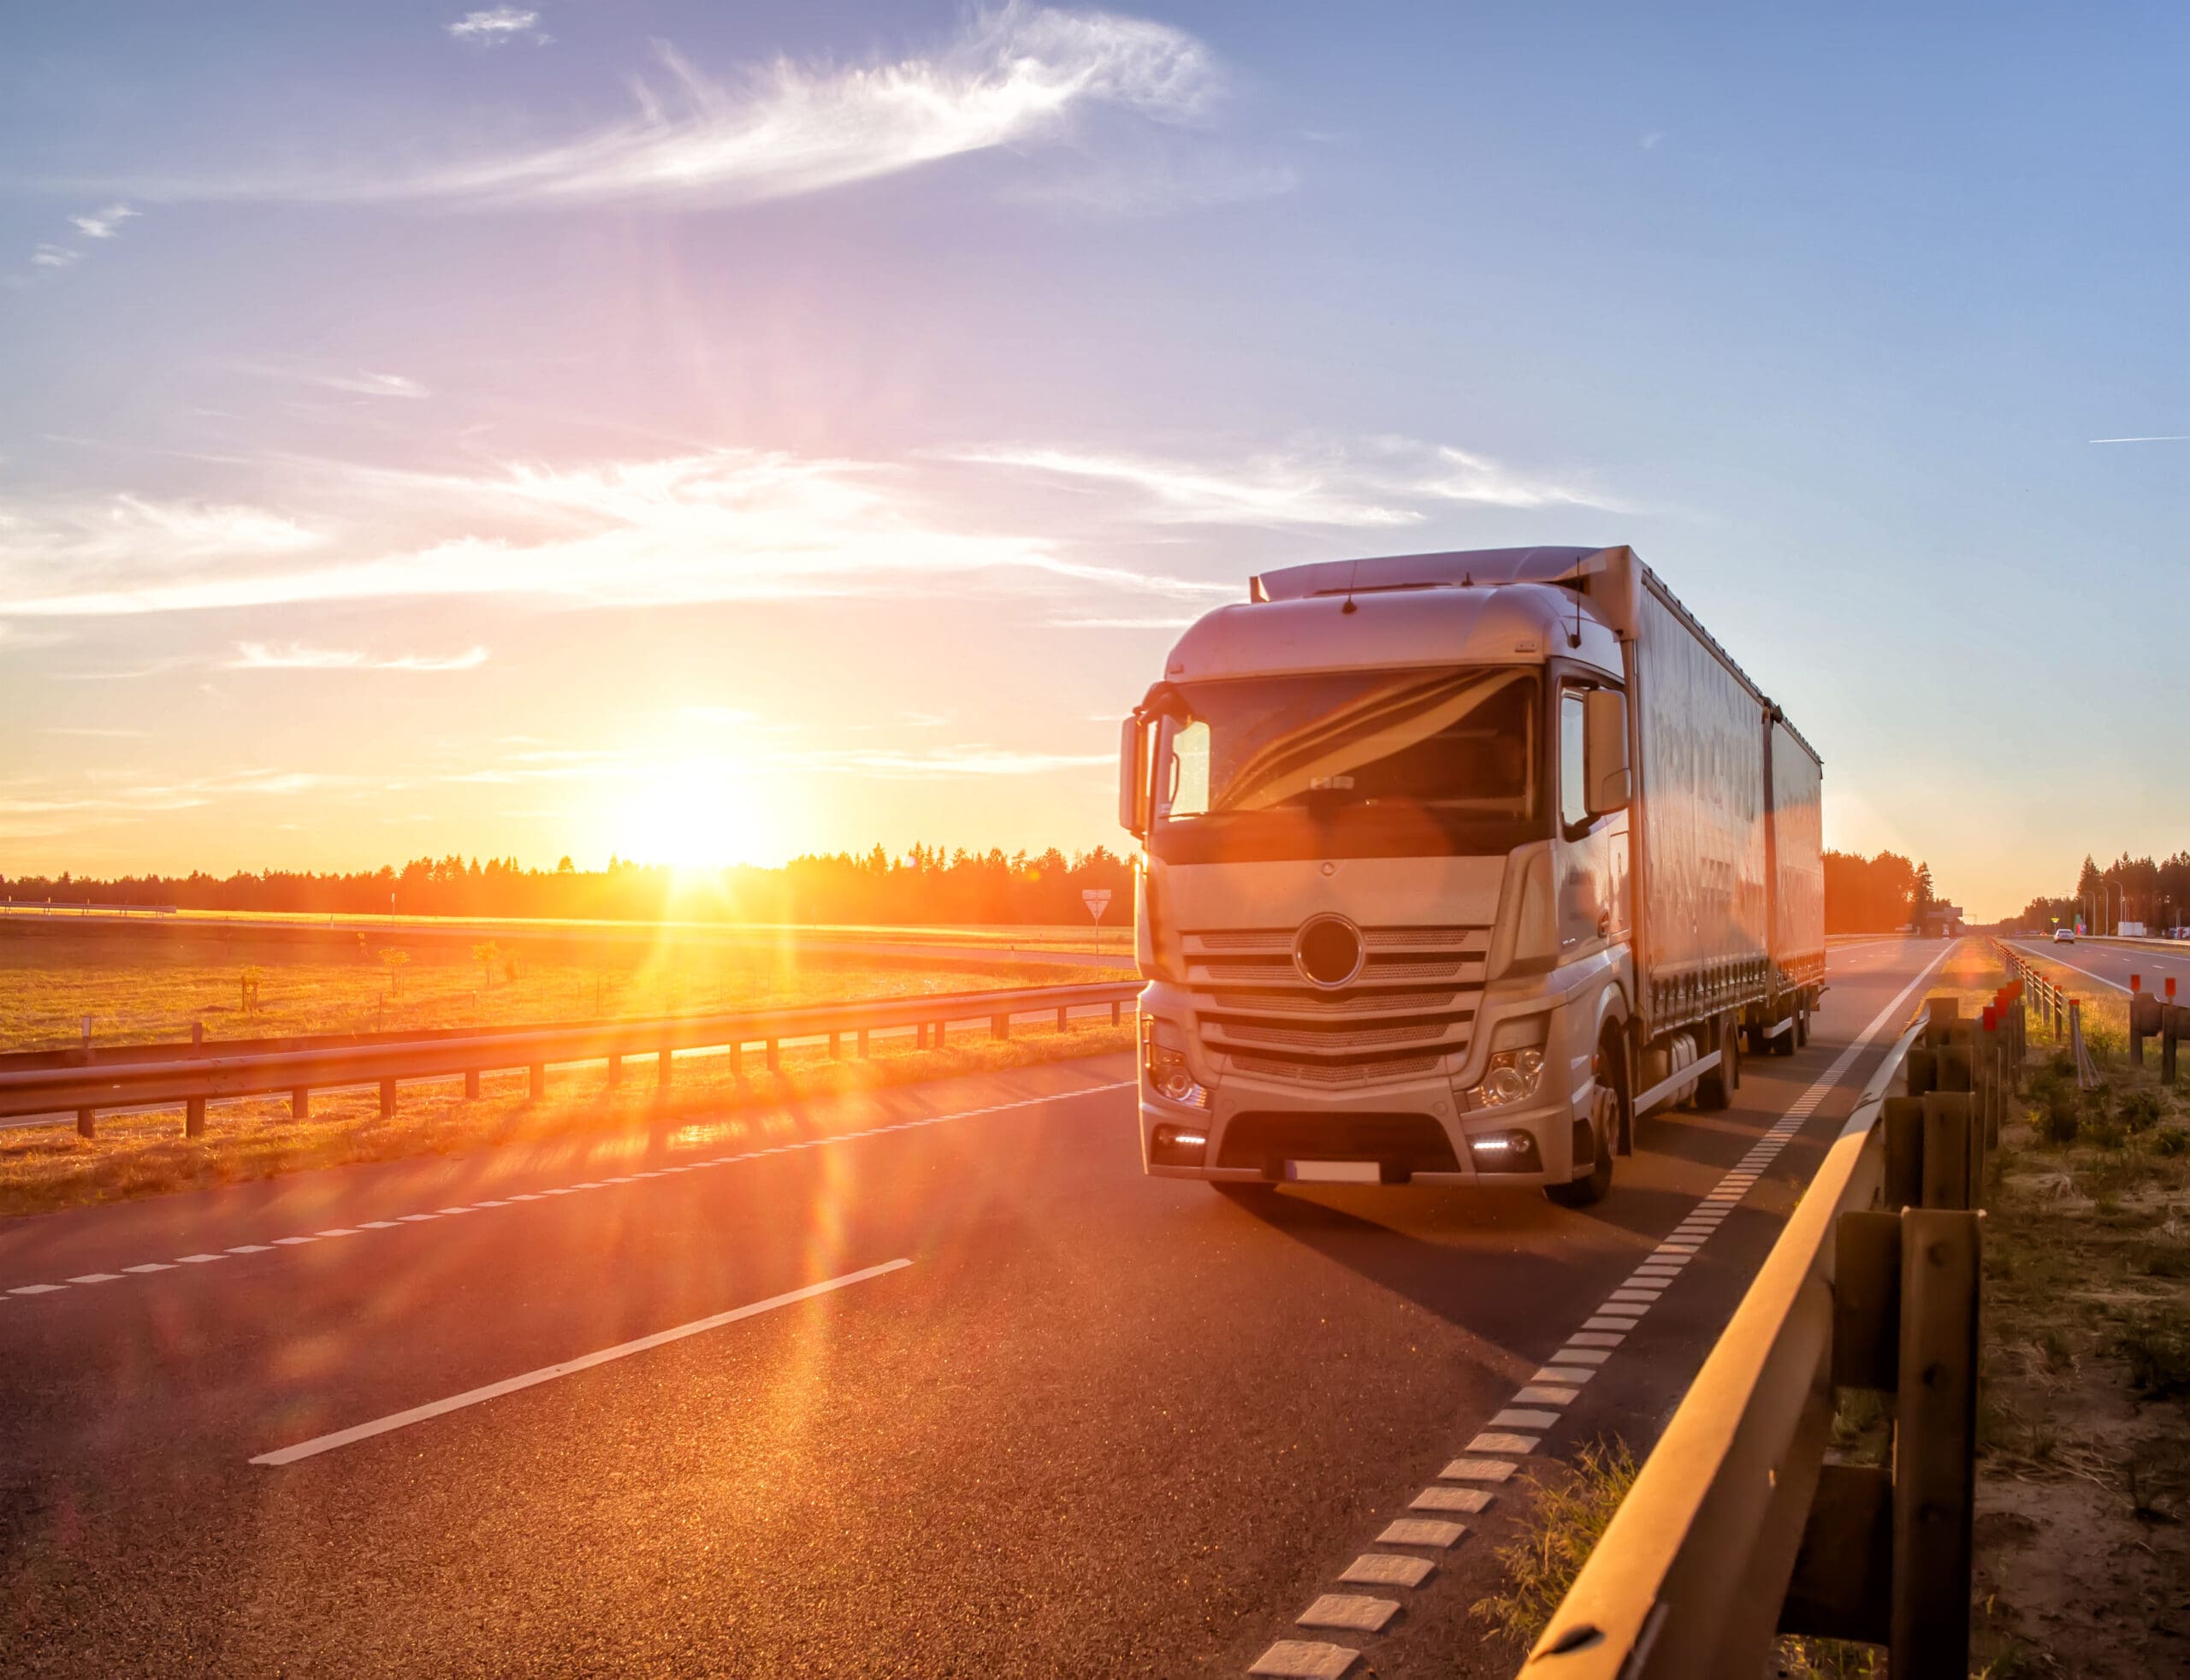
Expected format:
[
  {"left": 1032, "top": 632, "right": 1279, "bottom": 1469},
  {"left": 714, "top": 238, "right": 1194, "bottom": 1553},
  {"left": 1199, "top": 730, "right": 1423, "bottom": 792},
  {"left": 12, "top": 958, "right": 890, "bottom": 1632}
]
[{"left": 615, "top": 764, "right": 783, "bottom": 869}]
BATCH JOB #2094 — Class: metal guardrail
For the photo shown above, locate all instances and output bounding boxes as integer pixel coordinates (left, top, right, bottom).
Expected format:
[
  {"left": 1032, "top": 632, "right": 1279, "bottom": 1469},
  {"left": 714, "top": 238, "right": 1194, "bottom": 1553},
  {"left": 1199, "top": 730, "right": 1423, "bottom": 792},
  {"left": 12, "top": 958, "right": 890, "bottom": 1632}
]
[
  {"left": 1521, "top": 989, "right": 2007, "bottom": 1680},
  {"left": 2, "top": 980, "right": 1144, "bottom": 1137}
]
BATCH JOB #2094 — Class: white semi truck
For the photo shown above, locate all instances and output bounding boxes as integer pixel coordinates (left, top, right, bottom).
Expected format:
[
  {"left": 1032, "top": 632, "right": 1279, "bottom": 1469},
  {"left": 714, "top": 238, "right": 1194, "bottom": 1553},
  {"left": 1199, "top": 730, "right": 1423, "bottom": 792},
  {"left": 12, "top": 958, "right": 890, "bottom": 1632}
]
[{"left": 1117, "top": 545, "right": 1824, "bottom": 1205}]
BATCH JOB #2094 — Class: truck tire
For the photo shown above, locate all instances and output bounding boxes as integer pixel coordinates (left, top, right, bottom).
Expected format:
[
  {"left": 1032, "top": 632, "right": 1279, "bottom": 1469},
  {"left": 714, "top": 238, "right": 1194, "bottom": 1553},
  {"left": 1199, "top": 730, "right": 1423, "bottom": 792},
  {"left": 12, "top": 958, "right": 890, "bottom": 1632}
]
[
  {"left": 1692, "top": 1016, "right": 1735, "bottom": 1111},
  {"left": 1547, "top": 1034, "right": 1623, "bottom": 1208}
]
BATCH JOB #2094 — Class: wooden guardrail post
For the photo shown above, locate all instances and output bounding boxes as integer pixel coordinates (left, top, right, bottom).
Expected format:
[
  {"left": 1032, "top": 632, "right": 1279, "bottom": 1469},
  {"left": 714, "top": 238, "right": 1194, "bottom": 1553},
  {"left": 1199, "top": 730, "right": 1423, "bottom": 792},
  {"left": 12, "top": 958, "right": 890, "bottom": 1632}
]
[
  {"left": 1783, "top": 999, "right": 1984, "bottom": 1675},
  {"left": 991, "top": 1013, "right": 1009, "bottom": 1041},
  {"left": 378, "top": 1078, "right": 397, "bottom": 1118},
  {"left": 2128, "top": 977, "right": 2163, "bottom": 1068},
  {"left": 1891, "top": 1209, "right": 1981, "bottom": 1676},
  {"left": 766, "top": 1038, "right": 781, "bottom": 1073},
  {"left": 464, "top": 1069, "right": 482, "bottom": 1099},
  {"left": 529, "top": 1062, "right": 545, "bottom": 1099},
  {"left": 606, "top": 1052, "right": 622, "bottom": 1086},
  {"left": 856, "top": 1027, "right": 870, "bottom": 1058},
  {"left": 657, "top": 1047, "right": 673, "bottom": 1090},
  {"left": 186, "top": 1022, "right": 207, "bottom": 1138},
  {"left": 2164, "top": 1002, "right": 2181, "bottom": 1085},
  {"left": 291, "top": 1086, "right": 310, "bottom": 1121}
]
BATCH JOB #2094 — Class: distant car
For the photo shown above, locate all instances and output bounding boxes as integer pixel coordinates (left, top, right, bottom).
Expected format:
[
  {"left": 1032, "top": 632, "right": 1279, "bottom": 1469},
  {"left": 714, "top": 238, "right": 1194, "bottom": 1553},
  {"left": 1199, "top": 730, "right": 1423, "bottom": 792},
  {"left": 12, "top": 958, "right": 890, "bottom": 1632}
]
[{"left": 2053, "top": 927, "right": 2076, "bottom": 944}]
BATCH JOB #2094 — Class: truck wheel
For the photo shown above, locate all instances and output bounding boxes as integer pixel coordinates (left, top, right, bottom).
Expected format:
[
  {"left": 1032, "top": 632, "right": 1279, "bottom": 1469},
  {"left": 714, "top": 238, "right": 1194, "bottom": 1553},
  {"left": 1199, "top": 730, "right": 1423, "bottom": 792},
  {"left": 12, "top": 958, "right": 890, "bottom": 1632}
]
[
  {"left": 1547, "top": 1037, "right": 1622, "bottom": 1208},
  {"left": 1693, "top": 1017, "right": 1734, "bottom": 1111}
]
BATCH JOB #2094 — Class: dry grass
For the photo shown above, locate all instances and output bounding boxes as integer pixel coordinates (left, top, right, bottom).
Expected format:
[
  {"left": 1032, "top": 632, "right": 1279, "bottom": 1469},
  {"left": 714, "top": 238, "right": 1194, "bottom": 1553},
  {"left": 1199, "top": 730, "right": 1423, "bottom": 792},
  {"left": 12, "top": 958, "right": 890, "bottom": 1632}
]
[
  {"left": 0, "top": 1020, "right": 1134, "bottom": 1219},
  {"left": 0, "top": 927, "right": 1123, "bottom": 1051},
  {"left": 1469, "top": 1439, "right": 1640, "bottom": 1649},
  {"left": 1964, "top": 944, "right": 2190, "bottom": 1678}
]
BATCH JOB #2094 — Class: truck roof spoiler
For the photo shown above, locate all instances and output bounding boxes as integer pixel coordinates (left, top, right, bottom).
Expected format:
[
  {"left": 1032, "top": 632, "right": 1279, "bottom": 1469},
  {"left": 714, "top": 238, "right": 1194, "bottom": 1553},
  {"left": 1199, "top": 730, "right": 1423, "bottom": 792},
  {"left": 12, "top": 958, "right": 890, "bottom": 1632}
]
[{"left": 1248, "top": 546, "right": 1616, "bottom": 603}]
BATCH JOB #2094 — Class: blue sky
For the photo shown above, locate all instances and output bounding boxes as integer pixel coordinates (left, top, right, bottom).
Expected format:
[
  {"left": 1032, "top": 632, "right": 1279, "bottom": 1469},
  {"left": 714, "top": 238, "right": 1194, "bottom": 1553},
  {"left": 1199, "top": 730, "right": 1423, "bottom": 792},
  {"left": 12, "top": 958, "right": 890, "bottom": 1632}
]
[{"left": 3, "top": 3, "right": 2185, "bottom": 917}]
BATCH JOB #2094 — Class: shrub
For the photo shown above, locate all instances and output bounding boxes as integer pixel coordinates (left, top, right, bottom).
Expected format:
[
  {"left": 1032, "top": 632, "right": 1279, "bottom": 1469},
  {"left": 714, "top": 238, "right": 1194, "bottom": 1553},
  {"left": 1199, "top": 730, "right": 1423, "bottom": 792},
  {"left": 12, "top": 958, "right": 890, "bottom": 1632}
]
[
  {"left": 2119, "top": 1089, "right": 2165, "bottom": 1132},
  {"left": 2038, "top": 1088, "right": 2080, "bottom": 1146},
  {"left": 2153, "top": 1127, "right": 2190, "bottom": 1157},
  {"left": 2110, "top": 1305, "right": 2190, "bottom": 1399}
]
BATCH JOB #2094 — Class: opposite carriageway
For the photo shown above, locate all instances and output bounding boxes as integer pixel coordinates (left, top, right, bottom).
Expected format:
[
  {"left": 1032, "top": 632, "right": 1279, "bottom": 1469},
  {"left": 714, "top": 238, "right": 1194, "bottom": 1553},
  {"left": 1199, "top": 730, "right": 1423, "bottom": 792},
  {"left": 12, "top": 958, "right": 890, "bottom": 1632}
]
[{"left": 0, "top": 979, "right": 1144, "bottom": 1137}]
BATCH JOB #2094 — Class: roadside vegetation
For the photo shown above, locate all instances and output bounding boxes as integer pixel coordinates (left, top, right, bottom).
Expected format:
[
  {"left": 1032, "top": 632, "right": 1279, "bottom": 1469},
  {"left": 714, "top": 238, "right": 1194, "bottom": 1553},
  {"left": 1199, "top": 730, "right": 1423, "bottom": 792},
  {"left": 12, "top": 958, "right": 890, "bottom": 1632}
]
[
  {"left": 0, "top": 1015, "right": 1133, "bottom": 1219},
  {"left": 1468, "top": 1439, "right": 1639, "bottom": 1650},
  {"left": 1965, "top": 943, "right": 2189, "bottom": 1678}
]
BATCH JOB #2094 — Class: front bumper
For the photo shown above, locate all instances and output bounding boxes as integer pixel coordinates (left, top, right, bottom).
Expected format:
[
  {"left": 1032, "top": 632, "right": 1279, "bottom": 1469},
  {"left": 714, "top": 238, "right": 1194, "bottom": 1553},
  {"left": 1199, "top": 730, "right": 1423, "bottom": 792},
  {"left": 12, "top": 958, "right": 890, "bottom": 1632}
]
[{"left": 1139, "top": 1024, "right": 1586, "bottom": 1188}]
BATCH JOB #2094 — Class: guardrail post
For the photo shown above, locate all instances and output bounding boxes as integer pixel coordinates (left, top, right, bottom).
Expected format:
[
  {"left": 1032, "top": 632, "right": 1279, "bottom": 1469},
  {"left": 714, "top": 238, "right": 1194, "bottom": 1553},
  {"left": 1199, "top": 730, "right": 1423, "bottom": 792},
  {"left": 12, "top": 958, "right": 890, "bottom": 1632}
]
[
  {"left": 915, "top": 1023, "right": 928, "bottom": 1050},
  {"left": 1891, "top": 1208, "right": 1981, "bottom": 1678},
  {"left": 658, "top": 1047, "right": 673, "bottom": 1089},
  {"left": 464, "top": 1069, "right": 482, "bottom": 1099},
  {"left": 1110, "top": 1001, "right": 1122, "bottom": 1026},
  {"left": 378, "top": 1078, "right": 397, "bottom": 1118},
  {"left": 766, "top": 1038, "right": 781, "bottom": 1073},
  {"left": 291, "top": 1087, "right": 310, "bottom": 1121},
  {"left": 2129, "top": 975, "right": 2146, "bottom": 1066},
  {"left": 933, "top": 1020, "right": 946, "bottom": 1048},
  {"left": 856, "top": 1027, "right": 870, "bottom": 1058},
  {"left": 77, "top": 1106, "right": 96, "bottom": 1139},
  {"left": 828, "top": 1030, "right": 842, "bottom": 1059},
  {"left": 186, "top": 1021, "right": 207, "bottom": 1138},
  {"left": 991, "top": 1014, "right": 1009, "bottom": 1041},
  {"left": 606, "top": 1052, "right": 622, "bottom": 1086},
  {"left": 529, "top": 1062, "right": 545, "bottom": 1099},
  {"left": 1882, "top": 1097, "right": 1924, "bottom": 1210},
  {"left": 2164, "top": 1004, "right": 2181, "bottom": 1085}
]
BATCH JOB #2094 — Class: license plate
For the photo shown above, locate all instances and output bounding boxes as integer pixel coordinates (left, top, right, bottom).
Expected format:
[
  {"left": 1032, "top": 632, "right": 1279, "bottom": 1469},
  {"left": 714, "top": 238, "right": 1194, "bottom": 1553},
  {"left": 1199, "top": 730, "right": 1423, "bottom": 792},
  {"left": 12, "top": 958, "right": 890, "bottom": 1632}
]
[{"left": 1286, "top": 1160, "right": 1380, "bottom": 1184}]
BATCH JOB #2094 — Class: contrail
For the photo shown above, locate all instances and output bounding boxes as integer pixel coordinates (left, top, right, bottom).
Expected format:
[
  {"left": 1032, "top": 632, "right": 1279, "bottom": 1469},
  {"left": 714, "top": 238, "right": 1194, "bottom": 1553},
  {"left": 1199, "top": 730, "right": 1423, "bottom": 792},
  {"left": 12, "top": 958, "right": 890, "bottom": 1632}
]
[{"left": 2088, "top": 434, "right": 2190, "bottom": 444}]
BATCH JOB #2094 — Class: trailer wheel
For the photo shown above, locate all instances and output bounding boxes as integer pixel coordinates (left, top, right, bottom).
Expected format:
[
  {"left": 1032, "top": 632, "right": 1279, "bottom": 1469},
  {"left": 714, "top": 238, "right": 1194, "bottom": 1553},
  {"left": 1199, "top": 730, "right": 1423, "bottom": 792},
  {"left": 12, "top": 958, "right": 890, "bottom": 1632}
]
[
  {"left": 1692, "top": 1015, "right": 1735, "bottom": 1111},
  {"left": 1547, "top": 1032, "right": 1623, "bottom": 1208}
]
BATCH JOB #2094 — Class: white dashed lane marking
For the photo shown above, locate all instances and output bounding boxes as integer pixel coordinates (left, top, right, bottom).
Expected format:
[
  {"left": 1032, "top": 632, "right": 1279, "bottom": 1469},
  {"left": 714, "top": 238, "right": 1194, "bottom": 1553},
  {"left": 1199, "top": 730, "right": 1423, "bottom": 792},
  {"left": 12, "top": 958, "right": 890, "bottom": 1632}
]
[{"left": 0, "top": 1080, "right": 1132, "bottom": 1306}]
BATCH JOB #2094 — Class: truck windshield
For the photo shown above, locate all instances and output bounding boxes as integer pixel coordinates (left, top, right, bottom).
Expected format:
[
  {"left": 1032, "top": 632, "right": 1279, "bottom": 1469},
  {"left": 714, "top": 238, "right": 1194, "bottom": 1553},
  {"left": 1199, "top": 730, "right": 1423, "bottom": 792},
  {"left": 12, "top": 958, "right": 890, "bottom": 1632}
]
[{"left": 1151, "top": 666, "right": 1542, "bottom": 861}]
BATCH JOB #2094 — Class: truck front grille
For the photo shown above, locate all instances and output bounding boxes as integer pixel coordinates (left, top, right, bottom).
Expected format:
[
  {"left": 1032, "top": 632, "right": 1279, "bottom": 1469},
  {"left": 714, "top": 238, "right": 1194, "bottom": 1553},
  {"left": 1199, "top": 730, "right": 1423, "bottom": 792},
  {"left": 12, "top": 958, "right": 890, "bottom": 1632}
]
[{"left": 1184, "top": 923, "right": 1489, "bottom": 1085}]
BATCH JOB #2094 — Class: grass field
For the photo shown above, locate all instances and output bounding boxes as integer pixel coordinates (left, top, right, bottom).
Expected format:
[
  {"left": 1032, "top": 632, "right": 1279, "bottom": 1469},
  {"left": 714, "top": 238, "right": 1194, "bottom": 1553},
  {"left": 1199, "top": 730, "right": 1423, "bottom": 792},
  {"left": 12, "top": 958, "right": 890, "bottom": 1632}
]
[{"left": 0, "top": 929, "right": 1129, "bottom": 1052}]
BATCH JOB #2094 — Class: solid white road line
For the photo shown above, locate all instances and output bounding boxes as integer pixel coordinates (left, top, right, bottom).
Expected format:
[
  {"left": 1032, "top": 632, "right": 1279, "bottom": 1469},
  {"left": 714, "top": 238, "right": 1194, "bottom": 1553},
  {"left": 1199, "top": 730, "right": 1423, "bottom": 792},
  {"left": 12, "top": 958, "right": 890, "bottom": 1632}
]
[
  {"left": 250, "top": 1259, "right": 912, "bottom": 1466},
  {"left": 2008, "top": 941, "right": 2150, "bottom": 997}
]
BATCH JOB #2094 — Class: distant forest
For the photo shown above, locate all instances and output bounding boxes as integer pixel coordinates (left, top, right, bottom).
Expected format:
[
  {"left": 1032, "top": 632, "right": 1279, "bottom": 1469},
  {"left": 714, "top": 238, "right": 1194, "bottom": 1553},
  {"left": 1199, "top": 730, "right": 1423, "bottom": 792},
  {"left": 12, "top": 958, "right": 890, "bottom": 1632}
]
[
  {"left": 9, "top": 843, "right": 1961, "bottom": 934},
  {"left": 1822, "top": 849, "right": 1950, "bottom": 933},
  {"left": 2015, "top": 851, "right": 2190, "bottom": 935},
  {"left": 0, "top": 845, "right": 1138, "bottom": 928}
]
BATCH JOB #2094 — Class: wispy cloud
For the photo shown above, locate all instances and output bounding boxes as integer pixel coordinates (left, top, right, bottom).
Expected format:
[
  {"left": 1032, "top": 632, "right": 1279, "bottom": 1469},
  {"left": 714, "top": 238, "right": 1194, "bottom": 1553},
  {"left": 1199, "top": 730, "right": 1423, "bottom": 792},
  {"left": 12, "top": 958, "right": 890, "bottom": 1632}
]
[
  {"left": 957, "top": 435, "right": 1624, "bottom": 527},
  {"left": 227, "top": 642, "right": 489, "bottom": 671},
  {"left": 311, "top": 370, "right": 430, "bottom": 400},
  {"left": 956, "top": 446, "right": 1421, "bottom": 528},
  {"left": 447, "top": 7, "right": 548, "bottom": 45},
  {"left": 32, "top": 244, "right": 80, "bottom": 269},
  {"left": 105, "top": 7, "right": 1222, "bottom": 210},
  {"left": 0, "top": 447, "right": 1229, "bottom": 618},
  {"left": 68, "top": 204, "right": 138, "bottom": 240},
  {"left": 2088, "top": 434, "right": 2190, "bottom": 444}
]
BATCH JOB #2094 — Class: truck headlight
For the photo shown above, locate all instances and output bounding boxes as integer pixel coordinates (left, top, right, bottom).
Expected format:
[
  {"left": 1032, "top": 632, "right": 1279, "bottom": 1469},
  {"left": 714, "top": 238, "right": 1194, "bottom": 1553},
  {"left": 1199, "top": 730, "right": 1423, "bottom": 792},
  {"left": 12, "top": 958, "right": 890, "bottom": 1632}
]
[
  {"left": 1140, "top": 1015, "right": 1210, "bottom": 1109},
  {"left": 1467, "top": 1014, "right": 1548, "bottom": 1109}
]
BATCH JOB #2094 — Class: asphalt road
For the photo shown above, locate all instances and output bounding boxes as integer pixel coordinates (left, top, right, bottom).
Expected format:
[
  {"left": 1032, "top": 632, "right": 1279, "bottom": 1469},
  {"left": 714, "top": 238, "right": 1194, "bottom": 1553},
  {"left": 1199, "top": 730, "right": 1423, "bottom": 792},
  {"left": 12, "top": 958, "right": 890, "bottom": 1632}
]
[
  {"left": 2004, "top": 935, "right": 2190, "bottom": 999},
  {"left": 0, "top": 938, "right": 1952, "bottom": 1677}
]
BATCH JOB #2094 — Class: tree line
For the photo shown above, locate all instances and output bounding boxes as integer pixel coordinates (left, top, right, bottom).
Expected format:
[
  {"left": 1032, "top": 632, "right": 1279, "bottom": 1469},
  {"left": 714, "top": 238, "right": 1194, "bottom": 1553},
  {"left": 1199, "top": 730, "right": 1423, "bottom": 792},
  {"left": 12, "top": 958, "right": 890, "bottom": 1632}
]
[
  {"left": 1821, "top": 849, "right": 1948, "bottom": 933},
  {"left": 2016, "top": 851, "right": 2190, "bottom": 934},
  {"left": 0, "top": 844, "right": 1139, "bottom": 929}
]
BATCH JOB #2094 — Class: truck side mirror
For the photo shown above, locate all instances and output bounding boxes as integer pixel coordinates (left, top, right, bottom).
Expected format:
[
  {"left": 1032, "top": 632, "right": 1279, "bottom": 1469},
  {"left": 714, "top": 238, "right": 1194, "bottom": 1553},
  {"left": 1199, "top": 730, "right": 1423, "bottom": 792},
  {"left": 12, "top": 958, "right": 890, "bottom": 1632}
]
[
  {"left": 1584, "top": 689, "right": 1630, "bottom": 815},
  {"left": 1118, "top": 715, "right": 1150, "bottom": 837}
]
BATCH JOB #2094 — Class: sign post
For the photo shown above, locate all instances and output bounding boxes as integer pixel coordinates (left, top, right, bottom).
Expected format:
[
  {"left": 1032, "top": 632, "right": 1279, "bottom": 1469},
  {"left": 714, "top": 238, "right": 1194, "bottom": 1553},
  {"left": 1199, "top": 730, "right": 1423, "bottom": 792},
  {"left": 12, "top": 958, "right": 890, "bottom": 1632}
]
[{"left": 1082, "top": 888, "right": 1113, "bottom": 955}]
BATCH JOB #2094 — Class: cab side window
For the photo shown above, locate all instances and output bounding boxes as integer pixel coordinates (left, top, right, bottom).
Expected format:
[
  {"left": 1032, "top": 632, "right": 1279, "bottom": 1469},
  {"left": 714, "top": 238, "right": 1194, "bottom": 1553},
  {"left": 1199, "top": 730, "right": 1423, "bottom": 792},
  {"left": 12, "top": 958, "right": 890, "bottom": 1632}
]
[{"left": 1560, "top": 688, "right": 1589, "bottom": 833}]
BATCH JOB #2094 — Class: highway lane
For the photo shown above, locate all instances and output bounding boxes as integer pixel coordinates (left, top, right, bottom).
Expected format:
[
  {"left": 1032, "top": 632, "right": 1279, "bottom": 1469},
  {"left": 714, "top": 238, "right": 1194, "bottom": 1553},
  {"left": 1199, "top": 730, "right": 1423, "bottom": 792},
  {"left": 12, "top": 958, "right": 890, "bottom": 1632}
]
[
  {"left": 2004, "top": 936, "right": 2189, "bottom": 998},
  {"left": 0, "top": 938, "right": 1952, "bottom": 1677}
]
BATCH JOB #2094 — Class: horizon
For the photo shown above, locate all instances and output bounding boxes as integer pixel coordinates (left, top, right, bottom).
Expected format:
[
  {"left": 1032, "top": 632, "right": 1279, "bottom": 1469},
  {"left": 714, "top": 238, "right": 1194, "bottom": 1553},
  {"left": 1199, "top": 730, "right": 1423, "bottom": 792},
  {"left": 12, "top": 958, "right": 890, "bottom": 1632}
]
[{"left": 8, "top": 4, "right": 2190, "bottom": 920}]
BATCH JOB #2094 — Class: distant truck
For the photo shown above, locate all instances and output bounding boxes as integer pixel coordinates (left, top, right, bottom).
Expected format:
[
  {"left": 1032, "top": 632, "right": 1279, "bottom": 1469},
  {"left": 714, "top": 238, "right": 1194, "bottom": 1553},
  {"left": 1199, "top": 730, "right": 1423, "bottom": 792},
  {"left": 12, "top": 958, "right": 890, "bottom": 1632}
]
[{"left": 1117, "top": 545, "right": 1824, "bottom": 1206}]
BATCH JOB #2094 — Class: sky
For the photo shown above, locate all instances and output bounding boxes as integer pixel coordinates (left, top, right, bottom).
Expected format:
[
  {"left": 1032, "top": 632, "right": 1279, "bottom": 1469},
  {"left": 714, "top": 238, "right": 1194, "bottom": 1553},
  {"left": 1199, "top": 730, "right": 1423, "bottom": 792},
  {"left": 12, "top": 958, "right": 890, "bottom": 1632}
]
[{"left": 3, "top": 2, "right": 2186, "bottom": 919}]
